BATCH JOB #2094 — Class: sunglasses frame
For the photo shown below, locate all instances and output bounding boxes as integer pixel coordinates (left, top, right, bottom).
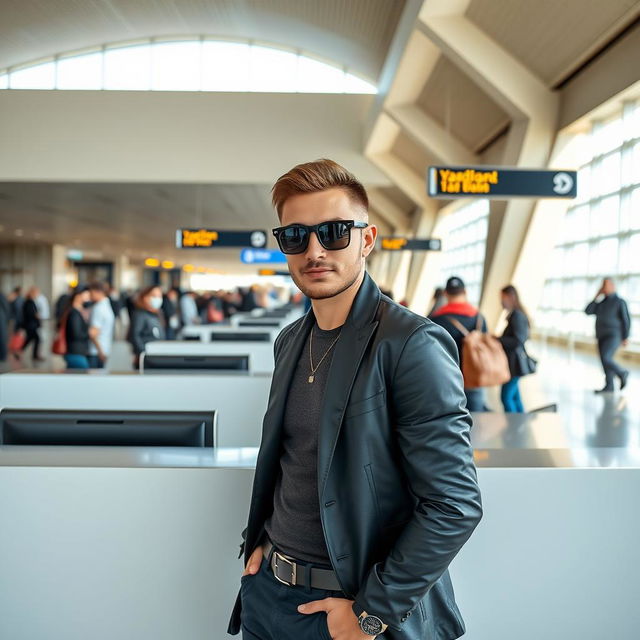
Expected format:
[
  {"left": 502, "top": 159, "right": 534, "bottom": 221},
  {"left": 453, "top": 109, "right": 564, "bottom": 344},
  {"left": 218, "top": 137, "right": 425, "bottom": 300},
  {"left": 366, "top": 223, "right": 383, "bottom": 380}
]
[{"left": 272, "top": 220, "right": 368, "bottom": 255}]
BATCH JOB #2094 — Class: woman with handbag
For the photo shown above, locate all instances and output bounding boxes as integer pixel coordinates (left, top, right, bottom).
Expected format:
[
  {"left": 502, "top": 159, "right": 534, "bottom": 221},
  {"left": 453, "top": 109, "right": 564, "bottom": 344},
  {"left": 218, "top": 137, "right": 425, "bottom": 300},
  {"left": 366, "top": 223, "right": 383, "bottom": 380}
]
[
  {"left": 498, "top": 285, "right": 536, "bottom": 413},
  {"left": 63, "top": 287, "right": 92, "bottom": 369}
]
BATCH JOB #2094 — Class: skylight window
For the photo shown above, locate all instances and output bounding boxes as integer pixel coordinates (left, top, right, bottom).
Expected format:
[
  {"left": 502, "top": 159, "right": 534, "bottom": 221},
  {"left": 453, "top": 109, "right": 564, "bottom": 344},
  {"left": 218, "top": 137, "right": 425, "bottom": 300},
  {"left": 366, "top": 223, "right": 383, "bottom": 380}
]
[{"left": 0, "top": 38, "right": 377, "bottom": 94}]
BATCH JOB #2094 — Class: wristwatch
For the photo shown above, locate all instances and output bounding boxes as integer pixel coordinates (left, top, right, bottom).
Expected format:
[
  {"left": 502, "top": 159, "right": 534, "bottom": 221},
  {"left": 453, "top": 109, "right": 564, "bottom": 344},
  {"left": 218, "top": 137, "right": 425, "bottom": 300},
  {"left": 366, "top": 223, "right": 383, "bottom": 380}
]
[{"left": 357, "top": 610, "right": 388, "bottom": 636}]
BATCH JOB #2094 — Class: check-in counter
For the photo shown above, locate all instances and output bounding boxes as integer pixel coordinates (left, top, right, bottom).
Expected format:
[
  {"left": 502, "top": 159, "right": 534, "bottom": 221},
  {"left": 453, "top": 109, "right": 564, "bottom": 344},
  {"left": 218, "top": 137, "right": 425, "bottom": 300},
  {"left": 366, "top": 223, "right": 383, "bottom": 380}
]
[
  {"left": 142, "top": 340, "right": 274, "bottom": 374},
  {"left": 180, "top": 325, "right": 278, "bottom": 343},
  {"left": 0, "top": 443, "right": 638, "bottom": 640},
  {"left": 0, "top": 373, "right": 270, "bottom": 447}
]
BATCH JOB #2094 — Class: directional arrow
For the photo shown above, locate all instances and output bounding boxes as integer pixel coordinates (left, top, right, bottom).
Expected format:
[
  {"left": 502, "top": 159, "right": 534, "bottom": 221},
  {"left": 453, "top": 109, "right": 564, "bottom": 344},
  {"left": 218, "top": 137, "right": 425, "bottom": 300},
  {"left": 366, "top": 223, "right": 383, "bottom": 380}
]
[{"left": 553, "top": 172, "right": 574, "bottom": 195}]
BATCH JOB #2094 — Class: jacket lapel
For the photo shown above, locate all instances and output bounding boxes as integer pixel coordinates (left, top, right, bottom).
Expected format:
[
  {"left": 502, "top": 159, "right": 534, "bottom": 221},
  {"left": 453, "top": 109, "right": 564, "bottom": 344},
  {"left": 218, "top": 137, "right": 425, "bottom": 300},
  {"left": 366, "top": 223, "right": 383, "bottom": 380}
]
[{"left": 317, "top": 274, "right": 381, "bottom": 499}]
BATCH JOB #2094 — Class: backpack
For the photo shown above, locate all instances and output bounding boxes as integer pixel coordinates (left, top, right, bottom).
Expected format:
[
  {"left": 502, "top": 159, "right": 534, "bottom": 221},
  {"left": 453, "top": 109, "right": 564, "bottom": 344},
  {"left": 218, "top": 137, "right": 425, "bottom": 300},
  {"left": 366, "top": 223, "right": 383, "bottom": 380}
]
[{"left": 448, "top": 315, "right": 511, "bottom": 389}]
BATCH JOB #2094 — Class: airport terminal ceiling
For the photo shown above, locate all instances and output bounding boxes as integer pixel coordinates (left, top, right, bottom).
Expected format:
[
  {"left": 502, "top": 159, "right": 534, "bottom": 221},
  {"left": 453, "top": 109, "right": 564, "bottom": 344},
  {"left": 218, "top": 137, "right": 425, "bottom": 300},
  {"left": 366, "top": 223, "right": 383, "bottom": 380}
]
[{"left": 0, "top": 0, "right": 407, "bottom": 83}]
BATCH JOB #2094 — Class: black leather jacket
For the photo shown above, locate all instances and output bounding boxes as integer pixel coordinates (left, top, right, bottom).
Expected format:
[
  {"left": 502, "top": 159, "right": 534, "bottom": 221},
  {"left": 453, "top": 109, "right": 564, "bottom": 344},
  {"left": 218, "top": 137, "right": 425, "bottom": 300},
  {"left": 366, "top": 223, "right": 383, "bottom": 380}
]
[{"left": 228, "top": 274, "right": 482, "bottom": 639}]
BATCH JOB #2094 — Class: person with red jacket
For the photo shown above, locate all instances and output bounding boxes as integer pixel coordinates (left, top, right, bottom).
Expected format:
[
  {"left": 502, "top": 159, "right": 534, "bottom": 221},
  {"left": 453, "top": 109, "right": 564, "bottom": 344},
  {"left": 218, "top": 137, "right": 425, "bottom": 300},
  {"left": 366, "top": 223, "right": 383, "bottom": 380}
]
[{"left": 429, "top": 276, "right": 488, "bottom": 412}]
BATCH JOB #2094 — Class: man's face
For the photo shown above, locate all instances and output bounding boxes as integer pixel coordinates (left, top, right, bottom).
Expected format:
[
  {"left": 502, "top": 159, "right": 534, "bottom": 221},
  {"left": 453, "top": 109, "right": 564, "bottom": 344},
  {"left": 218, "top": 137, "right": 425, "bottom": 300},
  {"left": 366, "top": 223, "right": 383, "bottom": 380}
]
[
  {"left": 279, "top": 188, "right": 377, "bottom": 300},
  {"left": 602, "top": 279, "right": 615, "bottom": 295}
]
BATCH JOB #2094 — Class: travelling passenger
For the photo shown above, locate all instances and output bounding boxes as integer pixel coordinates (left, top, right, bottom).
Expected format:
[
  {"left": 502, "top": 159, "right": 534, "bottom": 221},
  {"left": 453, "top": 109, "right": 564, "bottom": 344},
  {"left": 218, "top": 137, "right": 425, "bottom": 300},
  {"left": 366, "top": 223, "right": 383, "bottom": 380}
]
[
  {"left": 498, "top": 285, "right": 534, "bottom": 413},
  {"left": 229, "top": 159, "right": 482, "bottom": 640},
  {"left": 430, "top": 277, "right": 488, "bottom": 412},
  {"left": 54, "top": 287, "right": 73, "bottom": 328},
  {"left": 35, "top": 290, "right": 50, "bottom": 322},
  {"left": 8, "top": 286, "right": 24, "bottom": 331},
  {"left": 427, "top": 286, "right": 447, "bottom": 317},
  {"left": 0, "top": 291, "right": 9, "bottom": 361},
  {"left": 585, "top": 278, "right": 631, "bottom": 393},
  {"left": 20, "top": 286, "right": 44, "bottom": 362},
  {"left": 63, "top": 287, "right": 91, "bottom": 370},
  {"left": 131, "top": 285, "right": 165, "bottom": 368},
  {"left": 87, "top": 282, "right": 115, "bottom": 368},
  {"left": 179, "top": 290, "right": 200, "bottom": 326},
  {"left": 162, "top": 288, "right": 180, "bottom": 339}
]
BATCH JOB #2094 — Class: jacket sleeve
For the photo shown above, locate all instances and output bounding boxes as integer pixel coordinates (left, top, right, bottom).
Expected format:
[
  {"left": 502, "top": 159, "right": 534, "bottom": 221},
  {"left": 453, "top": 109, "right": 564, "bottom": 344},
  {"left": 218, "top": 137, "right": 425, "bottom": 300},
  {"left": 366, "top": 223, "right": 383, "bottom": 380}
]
[
  {"left": 499, "top": 310, "right": 529, "bottom": 351},
  {"left": 619, "top": 299, "right": 631, "bottom": 340},
  {"left": 585, "top": 300, "right": 599, "bottom": 315},
  {"left": 353, "top": 322, "right": 483, "bottom": 632},
  {"left": 131, "top": 312, "right": 146, "bottom": 355}
]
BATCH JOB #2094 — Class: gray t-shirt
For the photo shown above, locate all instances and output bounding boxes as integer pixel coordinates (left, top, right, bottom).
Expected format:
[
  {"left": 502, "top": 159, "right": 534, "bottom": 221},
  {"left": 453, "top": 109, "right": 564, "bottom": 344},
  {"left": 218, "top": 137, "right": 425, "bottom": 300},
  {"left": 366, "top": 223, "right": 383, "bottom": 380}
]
[{"left": 264, "top": 323, "right": 341, "bottom": 566}]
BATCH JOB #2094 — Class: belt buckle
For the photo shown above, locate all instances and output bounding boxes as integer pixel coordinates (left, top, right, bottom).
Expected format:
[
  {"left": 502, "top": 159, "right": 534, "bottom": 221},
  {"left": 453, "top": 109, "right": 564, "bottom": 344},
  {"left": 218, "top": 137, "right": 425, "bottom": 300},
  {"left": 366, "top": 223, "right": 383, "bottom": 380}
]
[{"left": 273, "top": 551, "right": 297, "bottom": 586}]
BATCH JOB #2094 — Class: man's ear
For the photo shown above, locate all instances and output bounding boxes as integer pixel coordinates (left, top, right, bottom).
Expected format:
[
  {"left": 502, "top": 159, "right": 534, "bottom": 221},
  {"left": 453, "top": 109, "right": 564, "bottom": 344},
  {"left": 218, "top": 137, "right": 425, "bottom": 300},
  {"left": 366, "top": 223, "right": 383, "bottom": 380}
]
[{"left": 362, "top": 224, "right": 377, "bottom": 258}]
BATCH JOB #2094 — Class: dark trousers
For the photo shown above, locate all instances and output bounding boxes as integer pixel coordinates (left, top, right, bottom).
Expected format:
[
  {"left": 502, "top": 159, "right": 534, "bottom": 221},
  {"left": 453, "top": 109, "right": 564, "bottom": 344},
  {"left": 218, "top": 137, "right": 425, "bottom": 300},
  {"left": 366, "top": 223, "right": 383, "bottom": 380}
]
[
  {"left": 22, "top": 327, "right": 41, "bottom": 359},
  {"left": 241, "top": 554, "right": 347, "bottom": 640},
  {"left": 598, "top": 335, "right": 627, "bottom": 390},
  {"left": 501, "top": 377, "right": 524, "bottom": 413},
  {"left": 87, "top": 355, "right": 105, "bottom": 369}
]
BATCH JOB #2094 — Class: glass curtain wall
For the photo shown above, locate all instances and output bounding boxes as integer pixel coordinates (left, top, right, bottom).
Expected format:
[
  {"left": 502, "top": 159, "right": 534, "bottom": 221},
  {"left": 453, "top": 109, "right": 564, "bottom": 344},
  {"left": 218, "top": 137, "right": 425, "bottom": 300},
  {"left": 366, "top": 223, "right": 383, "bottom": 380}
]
[{"left": 536, "top": 101, "right": 640, "bottom": 342}]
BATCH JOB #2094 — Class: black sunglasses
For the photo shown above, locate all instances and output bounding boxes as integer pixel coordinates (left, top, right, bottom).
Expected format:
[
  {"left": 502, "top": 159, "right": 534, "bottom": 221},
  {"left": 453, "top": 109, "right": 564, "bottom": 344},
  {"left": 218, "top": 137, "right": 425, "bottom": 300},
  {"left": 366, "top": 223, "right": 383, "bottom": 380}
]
[{"left": 272, "top": 220, "right": 368, "bottom": 255}]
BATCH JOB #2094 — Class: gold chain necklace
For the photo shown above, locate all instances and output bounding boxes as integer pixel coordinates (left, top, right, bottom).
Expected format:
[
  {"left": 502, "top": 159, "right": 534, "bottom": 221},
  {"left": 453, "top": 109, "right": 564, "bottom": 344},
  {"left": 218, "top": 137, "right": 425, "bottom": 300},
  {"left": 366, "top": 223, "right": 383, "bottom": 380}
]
[{"left": 308, "top": 327, "right": 341, "bottom": 383}]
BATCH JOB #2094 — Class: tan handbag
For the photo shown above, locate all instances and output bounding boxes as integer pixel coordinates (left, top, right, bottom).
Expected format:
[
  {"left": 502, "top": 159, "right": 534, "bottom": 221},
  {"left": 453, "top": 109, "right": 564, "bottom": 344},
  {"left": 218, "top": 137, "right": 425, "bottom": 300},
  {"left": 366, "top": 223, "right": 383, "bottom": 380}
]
[{"left": 449, "top": 316, "right": 511, "bottom": 389}]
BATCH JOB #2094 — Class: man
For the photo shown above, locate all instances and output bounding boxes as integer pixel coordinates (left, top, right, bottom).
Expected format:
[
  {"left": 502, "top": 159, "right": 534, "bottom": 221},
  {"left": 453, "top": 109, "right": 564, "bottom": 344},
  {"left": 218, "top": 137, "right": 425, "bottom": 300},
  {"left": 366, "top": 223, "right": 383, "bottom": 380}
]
[
  {"left": 179, "top": 291, "right": 200, "bottom": 326},
  {"left": 585, "top": 278, "right": 631, "bottom": 393},
  {"left": 87, "top": 282, "right": 115, "bottom": 368},
  {"left": 227, "top": 159, "right": 482, "bottom": 640},
  {"left": 0, "top": 291, "right": 9, "bottom": 361},
  {"left": 430, "top": 277, "right": 488, "bottom": 412}
]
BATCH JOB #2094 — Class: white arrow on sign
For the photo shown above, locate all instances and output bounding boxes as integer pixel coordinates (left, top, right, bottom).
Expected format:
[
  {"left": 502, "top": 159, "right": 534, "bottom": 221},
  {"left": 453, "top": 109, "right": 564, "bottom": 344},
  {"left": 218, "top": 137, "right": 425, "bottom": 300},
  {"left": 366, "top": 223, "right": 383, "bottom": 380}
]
[{"left": 553, "top": 172, "right": 574, "bottom": 195}]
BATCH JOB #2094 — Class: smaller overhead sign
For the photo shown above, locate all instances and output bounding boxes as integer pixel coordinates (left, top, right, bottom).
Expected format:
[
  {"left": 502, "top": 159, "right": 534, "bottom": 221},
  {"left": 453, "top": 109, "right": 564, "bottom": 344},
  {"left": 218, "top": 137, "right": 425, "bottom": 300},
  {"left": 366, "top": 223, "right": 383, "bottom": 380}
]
[
  {"left": 380, "top": 237, "right": 442, "bottom": 252},
  {"left": 427, "top": 166, "right": 577, "bottom": 199},
  {"left": 176, "top": 229, "right": 267, "bottom": 249},
  {"left": 258, "top": 269, "right": 291, "bottom": 277},
  {"left": 240, "top": 248, "right": 287, "bottom": 264}
]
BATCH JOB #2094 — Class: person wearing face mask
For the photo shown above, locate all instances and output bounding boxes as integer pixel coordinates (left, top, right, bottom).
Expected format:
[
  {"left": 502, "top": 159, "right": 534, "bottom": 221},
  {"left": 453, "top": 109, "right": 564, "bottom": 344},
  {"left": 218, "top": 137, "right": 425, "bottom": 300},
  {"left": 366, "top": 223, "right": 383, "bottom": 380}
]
[
  {"left": 130, "top": 285, "right": 165, "bottom": 369},
  {"left": 63, "top": 287, "right": 92, "bottom": 370},
  {"left": 497, "top": 285, "right": 533, "bottom": 413}
]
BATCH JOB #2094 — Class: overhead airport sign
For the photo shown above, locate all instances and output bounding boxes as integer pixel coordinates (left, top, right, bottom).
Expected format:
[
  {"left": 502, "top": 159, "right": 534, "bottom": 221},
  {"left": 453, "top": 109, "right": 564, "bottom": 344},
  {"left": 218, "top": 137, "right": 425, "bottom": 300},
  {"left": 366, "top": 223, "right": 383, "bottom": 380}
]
[
  {"left": 427, "top": 166, "right": 577, "bottom": 199},
  {"left": 176, "top": 229, "right": 267, "bottom": 249},
  {"left": 380, "top": 237, "right": 442, "bottom": 251},
  {"left": 240, "top": 248, "right": 287, "bottom": 264}
]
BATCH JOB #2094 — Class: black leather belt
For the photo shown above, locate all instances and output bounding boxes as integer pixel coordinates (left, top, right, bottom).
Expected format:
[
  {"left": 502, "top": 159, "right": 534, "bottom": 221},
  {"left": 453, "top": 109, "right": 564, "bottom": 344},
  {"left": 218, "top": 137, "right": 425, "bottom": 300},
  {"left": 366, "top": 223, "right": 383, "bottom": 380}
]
[{"left": 263, "top": 541, "right": 342, "bottom": 591}]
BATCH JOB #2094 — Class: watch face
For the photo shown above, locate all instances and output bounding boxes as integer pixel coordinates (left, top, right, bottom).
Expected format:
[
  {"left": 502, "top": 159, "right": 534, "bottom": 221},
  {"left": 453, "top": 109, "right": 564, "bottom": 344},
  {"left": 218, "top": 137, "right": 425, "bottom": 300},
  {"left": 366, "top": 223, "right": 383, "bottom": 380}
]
[{"left": 360, "top": 615, "right": 384, "bottom": 635}]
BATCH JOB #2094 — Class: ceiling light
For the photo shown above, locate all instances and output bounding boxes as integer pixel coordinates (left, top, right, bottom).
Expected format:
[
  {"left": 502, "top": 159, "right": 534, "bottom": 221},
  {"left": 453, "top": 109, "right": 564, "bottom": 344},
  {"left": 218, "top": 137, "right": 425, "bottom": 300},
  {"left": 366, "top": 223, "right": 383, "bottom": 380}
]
[
  {"left": 161, "top": 260, "right": 175, "bottom": 269},
  {"left": 144, "top": 258, "right": 160, "bottom": 267}
]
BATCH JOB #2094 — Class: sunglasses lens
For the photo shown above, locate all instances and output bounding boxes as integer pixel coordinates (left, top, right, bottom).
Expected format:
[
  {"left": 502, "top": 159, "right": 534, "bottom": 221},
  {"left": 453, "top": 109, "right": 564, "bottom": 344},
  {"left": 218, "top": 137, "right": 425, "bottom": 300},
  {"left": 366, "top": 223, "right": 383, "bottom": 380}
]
[
  {"left": 318, "top": 221, "right": 350, "bottom": 250},
  {"left": 278, "top": 225, "right": 308, "bottom": 254}
]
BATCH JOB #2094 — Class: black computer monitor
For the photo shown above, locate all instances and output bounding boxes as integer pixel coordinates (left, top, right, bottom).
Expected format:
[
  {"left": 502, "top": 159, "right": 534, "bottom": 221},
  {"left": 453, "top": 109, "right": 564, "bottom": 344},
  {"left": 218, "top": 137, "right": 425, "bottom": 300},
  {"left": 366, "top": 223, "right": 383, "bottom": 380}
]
[
  {"left": 0, "top": 409, "right": 217, "bottom": 447},
  {"left": 183, "top": 334, "right": 201, "bottom": 341},
  {"left": 261, "top": 309, "right": 290, "bottom": 318},
  {"left": 210, "top": 331, "right": 271, "bottom": 342},
  {"left": 238, "top": 321, "right": 281, "bottom": 328},
  {"left": 141, "top": 354, "right": 250, "bottom": 372}
]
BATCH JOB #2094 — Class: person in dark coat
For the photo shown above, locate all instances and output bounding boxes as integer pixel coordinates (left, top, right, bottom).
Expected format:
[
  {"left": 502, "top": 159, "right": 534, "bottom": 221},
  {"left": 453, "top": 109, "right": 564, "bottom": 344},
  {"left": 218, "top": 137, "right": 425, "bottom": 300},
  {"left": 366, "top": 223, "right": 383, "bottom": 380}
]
[
  {"left": 8, "top": 286, "right": 24, "bottom": 331},
  {"left": 20, "top": 286, "right": 44, "bottom": 361},
  {"left": 130, "top": 285, "right": 165, "bottom": 368},
  {"left": 585, "top": 278, "right": 631, "bottom": 393},
  {"left": 63, "top": 288, "right": 91, "bottom": 369},
  {"left": 0, "top": 291, "right": 9, "bottom": 361},
  {"left": 498, "top": 285, "right": 531, "bottom": 413}
]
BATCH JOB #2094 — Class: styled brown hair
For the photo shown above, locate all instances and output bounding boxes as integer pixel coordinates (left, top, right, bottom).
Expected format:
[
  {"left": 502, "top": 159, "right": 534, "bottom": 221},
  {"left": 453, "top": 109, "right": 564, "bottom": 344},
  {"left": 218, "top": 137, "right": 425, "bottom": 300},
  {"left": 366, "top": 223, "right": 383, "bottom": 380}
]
[{"left": 271, "top": 158, "right": 369, "bottom": 219}]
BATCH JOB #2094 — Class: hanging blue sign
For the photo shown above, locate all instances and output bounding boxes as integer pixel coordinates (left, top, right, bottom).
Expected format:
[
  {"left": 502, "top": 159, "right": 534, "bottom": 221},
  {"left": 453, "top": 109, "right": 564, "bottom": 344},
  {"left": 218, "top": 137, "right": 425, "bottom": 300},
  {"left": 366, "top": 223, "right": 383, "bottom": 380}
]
[{"left": 240, "top": 248, "right": 288, "bottom": 264}]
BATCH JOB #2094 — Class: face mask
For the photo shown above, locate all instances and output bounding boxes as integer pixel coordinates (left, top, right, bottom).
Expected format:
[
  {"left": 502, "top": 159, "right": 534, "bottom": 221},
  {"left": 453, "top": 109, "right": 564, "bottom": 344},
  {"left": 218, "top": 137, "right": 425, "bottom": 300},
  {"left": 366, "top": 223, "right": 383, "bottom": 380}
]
[
  {"left": 150, "top": 296, "right": 163, "bottom": 310},
  {"left": 82, "top": 301, "right": 92, "bottom": 309}
]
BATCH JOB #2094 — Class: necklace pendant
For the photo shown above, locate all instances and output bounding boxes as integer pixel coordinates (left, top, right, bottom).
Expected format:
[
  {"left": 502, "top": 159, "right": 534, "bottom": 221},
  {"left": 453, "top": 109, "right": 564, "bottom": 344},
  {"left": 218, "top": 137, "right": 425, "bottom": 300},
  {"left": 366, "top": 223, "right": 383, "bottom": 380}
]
[{"left": 308, "top": 375, "right": 314, "bottom": 383}]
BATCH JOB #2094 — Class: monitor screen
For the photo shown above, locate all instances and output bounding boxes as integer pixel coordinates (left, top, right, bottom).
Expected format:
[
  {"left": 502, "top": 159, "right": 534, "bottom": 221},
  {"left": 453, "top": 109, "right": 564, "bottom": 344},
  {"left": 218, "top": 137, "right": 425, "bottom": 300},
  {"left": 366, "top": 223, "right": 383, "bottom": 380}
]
[
  {"left": 142, "top": 354, "right": 250, "bottom": 372},
  {"left": 182, "top": 334, "right": 201, "bottom": 341},
  {"left": 0, "top": 410, "right": 217, "bottom": 447},
  {"left": 261, "top": 309, "right": 290, "bottom": 318},
  {"left": 210, "top": 332, "right": 270, "bottom": 342}
]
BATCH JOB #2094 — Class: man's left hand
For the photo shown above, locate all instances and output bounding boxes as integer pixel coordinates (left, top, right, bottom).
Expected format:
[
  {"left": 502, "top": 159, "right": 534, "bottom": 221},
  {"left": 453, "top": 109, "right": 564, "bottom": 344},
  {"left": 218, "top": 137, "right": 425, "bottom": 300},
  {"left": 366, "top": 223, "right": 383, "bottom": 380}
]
[{"left": 298, "top": 598, "right": 374, "bottom": 639}]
